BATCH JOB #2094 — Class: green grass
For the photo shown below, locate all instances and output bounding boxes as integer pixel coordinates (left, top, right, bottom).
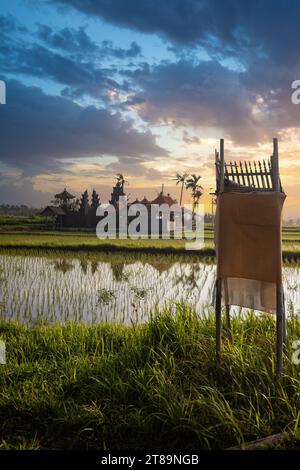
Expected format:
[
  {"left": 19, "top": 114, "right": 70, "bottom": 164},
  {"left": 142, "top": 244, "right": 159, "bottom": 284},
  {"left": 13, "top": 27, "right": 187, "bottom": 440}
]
[
  {"left": 0, "top": 247, "right": 213, "bottom": 269},
  {"left": 0, "top": 231, "right": 216, "bottom": 256},
  {"left": 0, "top": 215, "right": 49, "bottom": 227},
  {"left": 1, "top": 306, "right": 300, "bottom": 450},
  {"left": 0, "top": 230, "right": 300, "bottom": 260}
]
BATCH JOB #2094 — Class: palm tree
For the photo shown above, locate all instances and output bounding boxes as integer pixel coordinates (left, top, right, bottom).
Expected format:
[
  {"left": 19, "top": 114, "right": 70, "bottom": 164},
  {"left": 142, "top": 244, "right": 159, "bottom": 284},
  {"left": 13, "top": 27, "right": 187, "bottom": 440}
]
[
  {"left": 185, "top": 174, "right": 203, "bottom": 215},
  {"left": 173, "top": 172, "right": 189, "bottom": 205},
  {"left": 193, "top": 188, "right": 203, "bottom": 209}
]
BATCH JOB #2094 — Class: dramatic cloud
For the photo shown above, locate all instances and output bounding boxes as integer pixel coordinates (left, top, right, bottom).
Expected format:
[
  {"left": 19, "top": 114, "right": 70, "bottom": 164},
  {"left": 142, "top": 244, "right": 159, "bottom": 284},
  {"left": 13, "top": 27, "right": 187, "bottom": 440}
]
[
  {"left": 0, "top": 16, "right": 141, "bottom": 100},
  {"left": 37, "top": 24, "right": 141, "bottom": 59},
  {"left": 0, "top": 22, "right": 115, "bottom": 99},
  {"left": 1, "top": 43, "right": 118, "bottom": 96},
  {"left": 124, "top": 60, "right": 264, "bottom": 144},
  {"left": 0, "top": 80, "right": 167, "bottom": 175},
  {"left": 122, "top": 56, "right": 300, "bottom": 145},
  {"left": 49, "top": 0, "right": 300, "bottom": 64},
  {"left": 47, "top": 1, "right": 300, "bottom": 145},
  {"left": 182, "top": 131, "right": 201, "bottom": 145},
  {"left": 49, "top": 0, "right": 245, "bottom": 47},
  {"left": 100, "top": 40, "right": 141, "bottom": 59},
  {"left": 0, "top": 13, "right": 27, "bottom": 36},
  {"left": 37, "top": 24, "right": 99, "bottom": 55}
]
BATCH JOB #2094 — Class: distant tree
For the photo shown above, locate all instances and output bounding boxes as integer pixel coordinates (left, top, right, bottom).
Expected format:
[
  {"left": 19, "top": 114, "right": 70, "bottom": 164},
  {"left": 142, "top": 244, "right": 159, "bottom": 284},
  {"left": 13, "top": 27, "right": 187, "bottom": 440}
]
[
  {"left": 79, "top": 190, "right": 89, "bottom": 217},
  {"left": 185, "top": 174, "right": 203, "bottom": 215},
  {"left": 70, "top": 198, "right": 80, "bottom": 211},
  {"left": 91, "top": 190, "right": 100, "bottom": 207},
  {"left": 0, "top": 204, "right": 40, "bottom": 216},
  {"left": 193, "top": 188, "right": 203, "bottom": 209},
  {"left": 173, "top": 172, "right": 189, "bottom": 205}
]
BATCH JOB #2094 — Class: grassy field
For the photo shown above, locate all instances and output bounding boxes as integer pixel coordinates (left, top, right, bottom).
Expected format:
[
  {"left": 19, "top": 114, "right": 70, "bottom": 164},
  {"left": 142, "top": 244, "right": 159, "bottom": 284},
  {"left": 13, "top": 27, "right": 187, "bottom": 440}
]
[
  {"left": 0, "top": 230, "right": 300, "bottom": 260},
  {"left": 0, "top": 231, "right": 216, "bottom": 256},
  {"left": 1, "top": 306, "right": 300, "bottom": 450},
  {"left": 0, "top": 215, "right": 49, "bottom": 228}
]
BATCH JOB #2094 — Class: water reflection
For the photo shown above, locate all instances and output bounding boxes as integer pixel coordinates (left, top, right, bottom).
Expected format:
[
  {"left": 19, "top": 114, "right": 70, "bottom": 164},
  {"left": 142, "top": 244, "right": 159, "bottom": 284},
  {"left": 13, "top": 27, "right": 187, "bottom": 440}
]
[
  {"left": 53, "top": 259, "right": 74, "bottom": 273},
  {"left": 0, "top": 253, "right": 299, "bottom": 325}
]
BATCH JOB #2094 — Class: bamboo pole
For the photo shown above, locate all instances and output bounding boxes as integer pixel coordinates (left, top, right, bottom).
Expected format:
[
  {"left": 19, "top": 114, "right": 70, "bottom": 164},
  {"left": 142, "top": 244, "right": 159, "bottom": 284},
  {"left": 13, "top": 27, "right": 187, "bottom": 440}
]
[
  {"left": 282, "top": 290, "right": 287, "bottom": 350},
  {"left": 248, "top": 161, "right": 255, "bottom": 187},
  {"left": 274, "top": 138, "right": 284, "bottom": 377},
  {"left": 240, "top": 161, "right": 246, "bottom": 186},
  {"left": 219, "top": 139, "right": 225, "bottom": 193},
  {"left": 254, "top": 161, "right": 260, "bottom": 188},
  {"left": 276, "top": 282, "right": 283, "bottom": 377},
  {"left": 263, "top": 160, "right": 270, "bottom": 188},
  {"left": 215, "top": 278, "right": 222, "bottom": 362},
  {"left": 234, "top": 161, "right": 241, "bottom": 186},
  {"left": 258, "top": 161, "right": 265, "bottom": 188},
  {"left": 215, "top": 149, "right": 219, "bottom": 192},
  {"left": 273, "top": 138, "right": 280, "bottom": 191},
  {"left": 226, "top": 305, "right": 232, "bottom": 342}
]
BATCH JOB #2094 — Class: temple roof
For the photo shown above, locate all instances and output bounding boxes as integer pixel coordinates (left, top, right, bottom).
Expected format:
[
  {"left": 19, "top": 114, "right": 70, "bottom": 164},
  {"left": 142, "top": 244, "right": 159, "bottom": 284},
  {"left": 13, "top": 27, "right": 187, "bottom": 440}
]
[
  {"left": 54, "top": 188, "right": 75, "bottom": 199},
  {"left": 151, "top": 192, "right": 177, "bottom": 206},
  {"left": 40, "top": 206, "right": 66, "bottom": 216}
]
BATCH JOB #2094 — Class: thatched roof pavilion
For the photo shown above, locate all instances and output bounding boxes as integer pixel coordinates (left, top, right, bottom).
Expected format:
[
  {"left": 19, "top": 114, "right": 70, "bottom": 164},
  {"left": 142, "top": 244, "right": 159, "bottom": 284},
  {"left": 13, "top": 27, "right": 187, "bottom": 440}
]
[{"left": 54, "top": 188, "right": 75, "bottom": 200}]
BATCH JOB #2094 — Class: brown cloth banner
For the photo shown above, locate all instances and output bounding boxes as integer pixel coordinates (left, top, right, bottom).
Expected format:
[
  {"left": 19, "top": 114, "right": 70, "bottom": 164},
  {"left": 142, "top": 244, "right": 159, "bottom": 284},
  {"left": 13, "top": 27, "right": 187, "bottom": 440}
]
[{"left": 214, "top": 191, "right": 286, "bottom": 313}]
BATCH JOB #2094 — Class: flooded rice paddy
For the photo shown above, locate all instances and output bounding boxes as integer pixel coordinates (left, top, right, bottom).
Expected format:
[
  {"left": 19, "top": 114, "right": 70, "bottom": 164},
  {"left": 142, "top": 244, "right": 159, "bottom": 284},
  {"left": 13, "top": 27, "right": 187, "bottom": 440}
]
[{"left": 0, "top": 252, "right": 299, "bottom": 324}]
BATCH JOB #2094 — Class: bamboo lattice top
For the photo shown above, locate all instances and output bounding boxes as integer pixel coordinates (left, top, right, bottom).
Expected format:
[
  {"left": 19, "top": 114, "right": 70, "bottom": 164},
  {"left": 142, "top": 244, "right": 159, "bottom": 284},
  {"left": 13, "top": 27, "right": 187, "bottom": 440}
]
[{"left": 215, "top": 138, "right": 283, "bottom": 193}]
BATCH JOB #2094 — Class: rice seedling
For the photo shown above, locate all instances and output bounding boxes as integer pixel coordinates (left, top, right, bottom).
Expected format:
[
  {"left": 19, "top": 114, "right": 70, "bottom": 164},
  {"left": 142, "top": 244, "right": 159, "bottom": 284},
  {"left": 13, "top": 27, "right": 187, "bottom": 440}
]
[
  {"left": 0, "top": 251, "right": 299, "bottom": 324},
  {"left": 0, "top": 252, "right": 218, "bottom": 325},
  {"left": 130, "top": 287, "right": 148, "bottom": 299},
  {"left": 97, "top": 289, "right": 116, "bottom": 306}
]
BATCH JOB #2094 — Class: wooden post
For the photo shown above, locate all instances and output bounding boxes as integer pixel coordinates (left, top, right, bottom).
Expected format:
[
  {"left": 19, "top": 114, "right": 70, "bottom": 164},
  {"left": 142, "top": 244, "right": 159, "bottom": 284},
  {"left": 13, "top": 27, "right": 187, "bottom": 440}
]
[
  {"left": 273, "top": 138, "right": 280, "bottom": 191},
  {"left": 282, "top": 288, "right": 287, "bottom": 351},
  {"left": 216, "top": 140, "right": 224, "bottom": 361},
  {"left": 215, "top": 278, "right": 222, "bottom": 362},
  {"left": 215, "top": 149, "right": 219, "bottom": 193},
  {"left": 283, "top": 307, "right": 287, "bottom": 352},
  {"left": 226, "top": 305, "right": 232, "bottom": 342},
  {"left": 219, "top": 139, "right": 225, "bottom": 193},
  {"left": 273, "top": 138, "right": 284, "bottom": 376},
  {"left": 276, "top": 282, "right": 283, "bottom": 377}
]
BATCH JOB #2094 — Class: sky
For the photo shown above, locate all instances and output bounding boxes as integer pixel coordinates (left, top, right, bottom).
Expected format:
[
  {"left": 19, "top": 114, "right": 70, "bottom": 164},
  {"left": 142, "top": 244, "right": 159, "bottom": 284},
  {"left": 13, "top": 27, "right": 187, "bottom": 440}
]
[{"left": 0, "top": 0, "right": 300, "bottom": 217}]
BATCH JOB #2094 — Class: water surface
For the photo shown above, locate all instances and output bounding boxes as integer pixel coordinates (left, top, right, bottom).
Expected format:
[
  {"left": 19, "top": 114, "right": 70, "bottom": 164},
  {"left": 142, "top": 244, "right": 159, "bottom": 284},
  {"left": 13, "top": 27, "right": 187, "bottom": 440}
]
[{"left": 0, "top": 253, "right": 299, "bottom": 324}]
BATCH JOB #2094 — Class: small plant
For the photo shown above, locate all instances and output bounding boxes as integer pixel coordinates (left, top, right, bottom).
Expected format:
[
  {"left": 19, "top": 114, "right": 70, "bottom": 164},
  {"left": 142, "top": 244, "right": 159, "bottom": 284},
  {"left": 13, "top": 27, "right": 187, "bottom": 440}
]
[
  {"left": 130, "top": 286, "right": 148, "bottom": 299},
  {"left": 53, "top": 259, "right": 74, "bottom": 273},
  {"left": 97, "top": 288, "right": 115, "bottom": 305}
]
